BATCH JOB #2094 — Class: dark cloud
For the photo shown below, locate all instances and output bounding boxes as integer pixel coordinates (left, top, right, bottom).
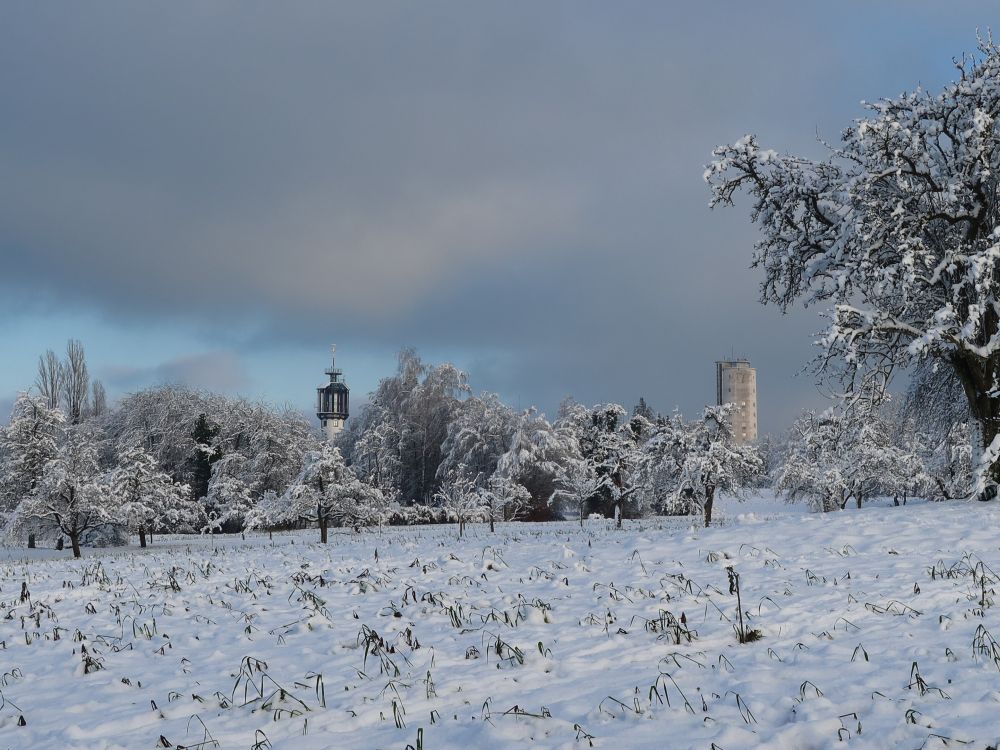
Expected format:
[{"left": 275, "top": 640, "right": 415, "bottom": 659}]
[{"left": 0, "top": 1, "right": 994, "bottom": 433}]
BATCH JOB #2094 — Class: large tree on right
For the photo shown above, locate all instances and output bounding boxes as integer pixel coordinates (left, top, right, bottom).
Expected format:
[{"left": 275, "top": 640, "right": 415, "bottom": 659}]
[{"left": 706, "top": 39, "right": 1000, "bottom": 493}]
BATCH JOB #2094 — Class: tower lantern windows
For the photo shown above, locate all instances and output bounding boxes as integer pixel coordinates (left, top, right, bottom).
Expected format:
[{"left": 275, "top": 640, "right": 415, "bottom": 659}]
[{"left": 316, "top": 345, "right": 350, "bottom": 442}]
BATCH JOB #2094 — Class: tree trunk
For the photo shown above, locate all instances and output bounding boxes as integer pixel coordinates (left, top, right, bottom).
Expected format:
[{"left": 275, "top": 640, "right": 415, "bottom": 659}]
[
  {"left": 70, "top": 532, "right": 82, "bottom": 558},
  {"left": 579, "top": 504, "right": 584, "bottom": 527},
  {"left": 490, "top": 515, "right": 495, "bottom": 533},
  {"left": 975, "top": 398, "right": 1000, "bottom": 499},
  {"left": 615, "top": 503, "right": 622, "bottom": 529},
  {"left": 703, "top": 487, "right": 715, "bottom": 528},
  {"left": 319, "top": 504, "right": 328, "bottom": 543},
  {"left": 955, "top": 356, "right": 1000, "bottom": 498},
  {"left": 139, "top": 527, "right": 147, "bottom": 548}
]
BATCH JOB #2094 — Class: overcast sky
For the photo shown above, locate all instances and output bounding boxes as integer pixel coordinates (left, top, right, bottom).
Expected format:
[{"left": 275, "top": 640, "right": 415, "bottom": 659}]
[{"left": 1, "top": 2, "right": 995, "bottom": 433}]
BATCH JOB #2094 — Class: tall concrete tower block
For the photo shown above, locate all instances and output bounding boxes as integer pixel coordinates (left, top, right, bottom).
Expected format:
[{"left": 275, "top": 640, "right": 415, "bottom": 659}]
[
  {"left": 317, "top": 345, "right": 349, "bottom": 442},
  {"left": 715, "top": 359, "right": 758, "bottom": 444}
]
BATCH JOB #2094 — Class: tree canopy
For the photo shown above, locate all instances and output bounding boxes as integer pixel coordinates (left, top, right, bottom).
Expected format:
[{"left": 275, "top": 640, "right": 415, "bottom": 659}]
[{"left": 707, "top": 38, "right": 1000, "bottom": 491}]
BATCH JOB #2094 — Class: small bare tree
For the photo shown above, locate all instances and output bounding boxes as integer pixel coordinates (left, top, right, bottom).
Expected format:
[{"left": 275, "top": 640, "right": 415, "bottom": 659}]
[
  {"left": 61, "top": 339, "right": 90, "bottom": 425},
  {"left": 35, "top": 350, "right": 64, "bottom": 410},
  {"left": 90, "top": 380, "right": 108, "bottom": 419}
]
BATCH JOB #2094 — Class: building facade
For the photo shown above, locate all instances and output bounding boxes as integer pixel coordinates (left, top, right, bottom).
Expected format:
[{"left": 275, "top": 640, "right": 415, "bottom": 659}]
[
  {"left": 317, "top": 346, "right": 349, "bottom": 442},
  {"left": 715, "top": 359, "right": 758, "bottom": 444}
]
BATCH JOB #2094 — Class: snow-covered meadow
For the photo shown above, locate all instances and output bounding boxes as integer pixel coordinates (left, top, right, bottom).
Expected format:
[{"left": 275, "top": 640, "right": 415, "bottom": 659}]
[{"left": 2, "top": 495, "right": 1000, "bottom": 750}]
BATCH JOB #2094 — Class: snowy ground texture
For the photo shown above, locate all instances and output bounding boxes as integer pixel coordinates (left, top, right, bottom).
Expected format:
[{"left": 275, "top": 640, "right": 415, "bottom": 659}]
[{"left": 3, "top": 495, "right": 1000, "bottom": 750}]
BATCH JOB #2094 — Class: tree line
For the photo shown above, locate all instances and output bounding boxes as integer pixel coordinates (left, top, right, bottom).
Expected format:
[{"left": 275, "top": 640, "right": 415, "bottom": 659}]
[
  {"left": 0, "top": 339, "right": 979, "bottom": 556},
  {"left": 0, "top": 343, "right": 767, "bottom": 553}
]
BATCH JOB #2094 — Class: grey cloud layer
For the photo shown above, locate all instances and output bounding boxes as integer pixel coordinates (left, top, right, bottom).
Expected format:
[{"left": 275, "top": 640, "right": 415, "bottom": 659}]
[
  {"left": 0, "top": 1, "right": 992, "bottom": 432},
  {"left": 101, "top": 351, "right": 250, "bottom": 394}
]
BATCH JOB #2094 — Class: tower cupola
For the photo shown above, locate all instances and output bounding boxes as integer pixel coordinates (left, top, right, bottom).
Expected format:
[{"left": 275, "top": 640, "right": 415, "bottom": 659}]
[{"left": 317, "top": 345, "right": 349, "bottom": 441}]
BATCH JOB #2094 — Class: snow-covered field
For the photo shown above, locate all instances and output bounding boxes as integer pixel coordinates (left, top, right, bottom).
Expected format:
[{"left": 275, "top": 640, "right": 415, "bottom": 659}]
[{"left": 2, "top": 495, "right": 1000, "bottom": 750}]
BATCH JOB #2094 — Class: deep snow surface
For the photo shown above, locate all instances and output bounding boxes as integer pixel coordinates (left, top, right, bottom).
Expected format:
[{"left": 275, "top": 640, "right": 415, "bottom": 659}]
[{"left": 2, "top": 495, "right": 1000, "bottom": 749}]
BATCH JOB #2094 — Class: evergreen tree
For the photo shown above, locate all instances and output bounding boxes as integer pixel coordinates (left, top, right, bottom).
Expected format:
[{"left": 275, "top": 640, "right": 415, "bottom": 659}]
[
  {"left": 633, "top": 397, "right": 655, "bottom": 421},
  {"left": 190, "top": 413, "right": 220, "bottom": 502}
]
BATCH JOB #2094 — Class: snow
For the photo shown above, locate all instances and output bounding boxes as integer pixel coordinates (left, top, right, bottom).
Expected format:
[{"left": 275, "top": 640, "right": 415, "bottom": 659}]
[{"left": 2, "top": 495, "right": 1000, "bottom": 749}]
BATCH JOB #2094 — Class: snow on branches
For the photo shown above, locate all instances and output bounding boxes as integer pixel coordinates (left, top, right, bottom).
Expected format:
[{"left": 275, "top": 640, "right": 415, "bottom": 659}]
[
  {"left": 10, "top": 425, "right": 113, "bottom": 557},
  {"left": 110, "top": 446, "right": 196, "bottom": 546},
  {"left": 669, "top": 405, "right": 762, "bottom": 527},
  {"left": 707, "top": 38, "right": 1000, "bottom": 491},
  {"left": 248, "top": 445, "right": 386, "bottom": 543}
]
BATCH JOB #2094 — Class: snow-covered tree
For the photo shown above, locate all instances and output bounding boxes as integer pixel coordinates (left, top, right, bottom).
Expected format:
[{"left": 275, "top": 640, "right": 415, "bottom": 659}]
[
  {"left": 108, "top": 386, "right": 220, "bottom": 490},
  {"left": 110, "top": 446, "right": 194, "bottom": 546},
  {"left": 203, "top": 402, "right": 318, "bottom": 532},
  {"left": 899, "top": 362, "right": 970, "bottom": 450},
  {"left": 924, "top": 421, "right": 974, "bottom": 500},
  {"left": 776, "top": 416, "right": 847, "bottom": 513},
  {"left": 108, "top": 386, "right": 320, "bottom": 526},
  {"left": 351, "top": 416, "right": 402, "bottom": 496},
  {"left": 11, "top": 426, "right": 112, "bottom": 557},
  {"left": 437, "top": 392, "right": 517, "bottom": 487},
  {"left": 706, "top": 39, "right": 1000, "bottom": 494},
  {"left": 673, "top": 405, "right": 762, "bottom": 526},
  {"left": 633, "top": 397, "right": 656, "bottom": 421},
  {"left": 550, "top": 456, "right": 607, "bottom": 526},
  {"left": 555, "top": 401, "right": 645, "bottom": 525},
  {"left": 481, "top": 474, "right": 532, "bottom": 531},
  {"left": 840, "top": 410, "right": 895, "bottom": 509},
  {"left": 0, "top": 393, "right": 66, "bottom": 513},
  {"left": 398, "top": 359, "right": 469, "bottom": 503},
  {"left": 248, "top": 445, "right": 384, "bottom": 543},
  {"left": 880, "top": 443, "right": 927, "bottom": 506},
  {"left": 433, "top": 473, "right": 485, "bottom": 537},
  {"left": 190, "top": 412, "right": 221, "bottom": 503},
  {"left": 203, "top": 455, "right": 254, "bottom": 533},
  {"left": 494, "top": 409, "right": 572, "bottom": 520},
  {"left": 873, "top": 414, "right": 932, "bottom": 505},
  {"left": 350, "top": 349, "right": 469, "bottom": 505},
  {"left": 633, "top": 413, "right": 689, "bottom": 515},
  {"left": 778, "top": 408, "right": 899, "bottom": 511}
]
